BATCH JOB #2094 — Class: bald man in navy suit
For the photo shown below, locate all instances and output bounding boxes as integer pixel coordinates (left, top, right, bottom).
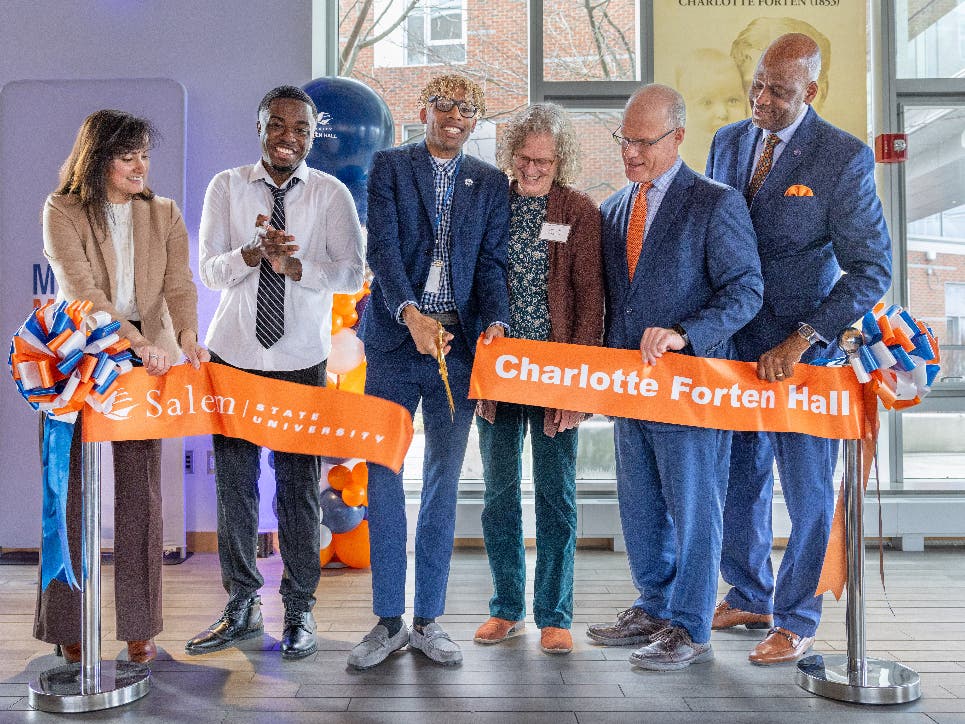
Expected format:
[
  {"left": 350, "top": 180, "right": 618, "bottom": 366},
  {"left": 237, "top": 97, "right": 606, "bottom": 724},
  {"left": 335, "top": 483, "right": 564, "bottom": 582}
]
[{"left": 705, "top": 33, "right": 892, "bottom": 665}]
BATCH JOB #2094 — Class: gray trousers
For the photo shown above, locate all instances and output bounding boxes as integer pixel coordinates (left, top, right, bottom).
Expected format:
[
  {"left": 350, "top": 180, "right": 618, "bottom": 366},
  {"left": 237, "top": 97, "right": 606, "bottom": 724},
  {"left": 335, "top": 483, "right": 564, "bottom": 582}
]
[{"left": 209, "top": 353, "right": 325, "bottom": 612}]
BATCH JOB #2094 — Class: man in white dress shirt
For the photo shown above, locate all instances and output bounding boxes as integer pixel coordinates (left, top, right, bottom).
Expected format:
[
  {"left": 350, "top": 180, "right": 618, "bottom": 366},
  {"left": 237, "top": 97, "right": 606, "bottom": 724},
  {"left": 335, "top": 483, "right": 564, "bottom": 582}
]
[{"left": 186, "top": 85, "right": 365, "bottom": 660}]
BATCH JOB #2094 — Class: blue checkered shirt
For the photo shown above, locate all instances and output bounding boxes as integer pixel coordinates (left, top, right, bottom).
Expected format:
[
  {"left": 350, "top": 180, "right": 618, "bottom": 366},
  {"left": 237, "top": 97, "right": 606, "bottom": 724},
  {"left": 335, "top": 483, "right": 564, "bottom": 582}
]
[{"left": 419, "top": 153, "right": 460, "bottom": 313}]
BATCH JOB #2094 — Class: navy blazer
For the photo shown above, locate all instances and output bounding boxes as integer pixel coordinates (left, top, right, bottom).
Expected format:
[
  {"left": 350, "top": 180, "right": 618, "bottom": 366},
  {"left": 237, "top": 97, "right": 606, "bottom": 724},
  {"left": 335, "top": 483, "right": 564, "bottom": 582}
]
[
  {"left": 360, "top": 142, "right": 510, "bottom": 353},
  {"left": 602, "top": 162, "right": 763, "bottom": 361},
  {"left": 706, "top": 108, "right": 892, "bottom": 361}
]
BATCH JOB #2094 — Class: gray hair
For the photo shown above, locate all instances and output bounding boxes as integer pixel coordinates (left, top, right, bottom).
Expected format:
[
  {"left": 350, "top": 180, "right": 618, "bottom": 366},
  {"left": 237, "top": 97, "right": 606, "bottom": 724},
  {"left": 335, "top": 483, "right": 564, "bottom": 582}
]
[{"left": 496, "top": 103, "right": 581, "bottom": 187}]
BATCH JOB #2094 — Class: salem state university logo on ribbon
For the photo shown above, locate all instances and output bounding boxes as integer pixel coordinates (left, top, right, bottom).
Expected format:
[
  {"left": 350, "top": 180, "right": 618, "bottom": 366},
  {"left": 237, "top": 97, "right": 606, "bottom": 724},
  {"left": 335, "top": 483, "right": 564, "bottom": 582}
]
[{"left": 83, "top": 363, "right": 413, "bottom": 472}]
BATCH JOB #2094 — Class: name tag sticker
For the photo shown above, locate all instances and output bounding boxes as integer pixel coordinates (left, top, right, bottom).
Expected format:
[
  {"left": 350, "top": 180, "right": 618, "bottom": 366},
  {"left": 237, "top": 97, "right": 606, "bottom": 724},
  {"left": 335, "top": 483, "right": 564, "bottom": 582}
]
[
  {"left": 424, "top": 261, "right": 443, "bottom": 294},
  {"left": 540, "top": 223, "right": 570, "bottom": 243}
]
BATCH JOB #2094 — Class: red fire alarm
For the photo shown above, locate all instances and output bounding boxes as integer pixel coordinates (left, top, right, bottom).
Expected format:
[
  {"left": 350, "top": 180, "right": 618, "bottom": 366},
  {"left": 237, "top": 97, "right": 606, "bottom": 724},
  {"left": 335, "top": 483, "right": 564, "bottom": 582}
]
[{"left": 875, "top": 133, "right": 908, "bottom": 163}]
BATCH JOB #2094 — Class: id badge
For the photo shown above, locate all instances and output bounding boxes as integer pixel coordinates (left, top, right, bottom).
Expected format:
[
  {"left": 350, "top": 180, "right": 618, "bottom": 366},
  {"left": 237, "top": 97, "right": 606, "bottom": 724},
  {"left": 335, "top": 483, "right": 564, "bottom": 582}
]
[
  {"left": 540, "top": 222, "right": 571, "bottom": 243},
  {"left": 425, "top": 260, "right": 443, "bottom": 293}
]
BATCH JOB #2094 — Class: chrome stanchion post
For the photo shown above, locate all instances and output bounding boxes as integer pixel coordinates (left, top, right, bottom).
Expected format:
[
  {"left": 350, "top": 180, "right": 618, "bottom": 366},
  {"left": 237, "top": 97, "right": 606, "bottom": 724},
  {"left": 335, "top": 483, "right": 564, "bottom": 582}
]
[
  {"left": 82, "top": 438, "right": 102, "bottom": 694},
  {"left": 28, "top": 440, "right": 151, "bottom": 713},
  {"left": 796, "top": 329, "right": 921, "bottom": 704}
]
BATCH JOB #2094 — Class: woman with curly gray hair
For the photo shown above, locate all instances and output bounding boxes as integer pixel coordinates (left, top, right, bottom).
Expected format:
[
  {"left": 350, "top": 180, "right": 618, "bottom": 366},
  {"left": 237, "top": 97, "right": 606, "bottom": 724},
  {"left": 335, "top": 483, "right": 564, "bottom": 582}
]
[{"left": 474, "top": 103, "right": 604, "bottom": 655}]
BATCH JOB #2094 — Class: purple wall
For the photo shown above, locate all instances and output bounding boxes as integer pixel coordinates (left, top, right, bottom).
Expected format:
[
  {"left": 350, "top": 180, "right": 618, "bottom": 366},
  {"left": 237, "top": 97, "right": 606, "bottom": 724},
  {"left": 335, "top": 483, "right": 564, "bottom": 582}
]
[{"left": 0, "top": 0, "right": 314, "bottom": 537}]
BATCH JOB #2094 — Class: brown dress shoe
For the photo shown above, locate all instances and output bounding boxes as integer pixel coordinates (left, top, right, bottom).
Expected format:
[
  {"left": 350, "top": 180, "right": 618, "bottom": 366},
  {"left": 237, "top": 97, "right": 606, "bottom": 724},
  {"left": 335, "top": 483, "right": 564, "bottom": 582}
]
[
  {"left": 539, "top": 627, "right": 573, "bottom": 654},
  {"left": 61, "top": 642, "right": 81, "bottom": 663},
  {"left": 712, "top": 600, "right": 772, "bottom": 630},
  {"left": 474, "top": 617, "right": 525, "bottom": 644},
  {"left": 749, "top": 627, "right": 814, "bottom": 665},
  {"left": 127, "top": 639, "right": 157, "bottom": 663}
]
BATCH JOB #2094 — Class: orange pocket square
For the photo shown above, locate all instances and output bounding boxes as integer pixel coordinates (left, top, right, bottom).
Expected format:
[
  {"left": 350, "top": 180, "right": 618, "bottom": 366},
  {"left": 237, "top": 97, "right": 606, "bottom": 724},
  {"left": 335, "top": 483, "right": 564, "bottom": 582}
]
[{"left": 785, "top": 184, "right": 814, "bottom": 197}]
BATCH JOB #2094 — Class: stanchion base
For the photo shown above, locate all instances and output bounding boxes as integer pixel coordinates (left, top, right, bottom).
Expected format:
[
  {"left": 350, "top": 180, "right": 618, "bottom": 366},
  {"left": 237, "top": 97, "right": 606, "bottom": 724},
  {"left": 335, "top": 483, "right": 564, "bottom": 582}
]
[
  {"left": 797, "top": 653, "right": 920, "bottom": 704},
  {"left": 28, "top": 661, "right": 151, "bottom": 713}
]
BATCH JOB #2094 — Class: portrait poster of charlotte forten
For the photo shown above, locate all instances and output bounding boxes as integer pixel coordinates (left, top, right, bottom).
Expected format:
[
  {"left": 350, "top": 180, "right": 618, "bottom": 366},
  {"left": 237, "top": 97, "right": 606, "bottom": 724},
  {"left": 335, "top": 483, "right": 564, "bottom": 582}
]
[{"left": 653, "top": 0, "right": 868, "bottom": 171}]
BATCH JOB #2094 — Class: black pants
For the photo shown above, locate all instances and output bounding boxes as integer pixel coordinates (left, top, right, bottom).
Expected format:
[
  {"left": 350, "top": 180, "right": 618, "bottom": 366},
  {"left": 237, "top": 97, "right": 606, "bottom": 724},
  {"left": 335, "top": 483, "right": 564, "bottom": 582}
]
[{"left": 209, "top": 352, "right": 326, "bottom": 612}]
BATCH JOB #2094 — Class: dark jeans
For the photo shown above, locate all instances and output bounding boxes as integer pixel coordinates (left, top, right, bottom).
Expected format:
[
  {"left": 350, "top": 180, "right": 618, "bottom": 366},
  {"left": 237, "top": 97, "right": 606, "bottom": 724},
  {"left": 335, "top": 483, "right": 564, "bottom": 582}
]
[
  {"left": 476, "top": 403, "right": 579, "bottom": 629},
  {"left": 209, "top": 352, "right": 326, "bottom": 612}
]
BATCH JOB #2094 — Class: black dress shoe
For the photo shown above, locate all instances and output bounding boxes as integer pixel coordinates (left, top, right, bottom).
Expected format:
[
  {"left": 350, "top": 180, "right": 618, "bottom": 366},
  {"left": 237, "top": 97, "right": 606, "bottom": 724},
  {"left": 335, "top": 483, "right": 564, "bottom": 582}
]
[
  {"left": 280, "top": 610, "right": 317, "bottom": 660},
  {"left": 185, "top": 595, "right": 264, "bottom": 654}
]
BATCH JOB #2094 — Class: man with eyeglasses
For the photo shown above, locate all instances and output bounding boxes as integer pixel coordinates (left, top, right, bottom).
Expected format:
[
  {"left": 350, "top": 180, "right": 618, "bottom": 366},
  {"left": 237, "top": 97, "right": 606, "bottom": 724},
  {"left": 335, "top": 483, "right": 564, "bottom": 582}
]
[
  {"left": 350, "top": 74, "right": 509, "bottom": 670},
  {"left": 588, "top": 83, "right": 763, "bottom": 671},
  {"left": 705, "top": 33, "right": 891, "bottom": 665}
]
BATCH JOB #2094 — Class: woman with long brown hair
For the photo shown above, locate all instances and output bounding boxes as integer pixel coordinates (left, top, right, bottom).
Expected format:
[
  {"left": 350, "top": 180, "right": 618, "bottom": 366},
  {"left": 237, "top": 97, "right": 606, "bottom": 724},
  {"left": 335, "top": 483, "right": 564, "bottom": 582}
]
[{"left": 36, "top": 109, "right": 207, "bottom": 663}]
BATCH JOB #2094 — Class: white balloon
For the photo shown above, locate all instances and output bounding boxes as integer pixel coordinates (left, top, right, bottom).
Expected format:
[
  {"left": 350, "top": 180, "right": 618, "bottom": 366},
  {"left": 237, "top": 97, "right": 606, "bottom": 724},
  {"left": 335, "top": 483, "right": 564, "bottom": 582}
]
[
  {"left": 320, "top": 524, "right": 333, "bottom": 550},
  {"left": 327, "top": 328, "right": 365, "bottom": 374}
]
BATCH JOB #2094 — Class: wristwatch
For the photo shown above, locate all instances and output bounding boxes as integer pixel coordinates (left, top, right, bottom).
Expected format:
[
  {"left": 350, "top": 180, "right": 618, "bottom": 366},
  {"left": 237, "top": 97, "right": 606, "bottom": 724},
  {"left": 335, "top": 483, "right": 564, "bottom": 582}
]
[
  {"left": 797, "top": 323, "right": 820, "bottom": 346},
  {"left": 672, "top": 324, "right": 690, "bottom": 349}
]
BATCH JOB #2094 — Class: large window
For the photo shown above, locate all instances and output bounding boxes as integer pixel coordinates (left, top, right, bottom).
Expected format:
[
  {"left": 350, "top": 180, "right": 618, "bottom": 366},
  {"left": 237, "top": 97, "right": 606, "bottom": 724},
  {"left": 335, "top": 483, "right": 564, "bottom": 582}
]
[
  {"left": 896, "top": 0, "right": 965, "bottom": 79},
  {"left": 326, "top": 0, "right": 965, "bottom": 495}
]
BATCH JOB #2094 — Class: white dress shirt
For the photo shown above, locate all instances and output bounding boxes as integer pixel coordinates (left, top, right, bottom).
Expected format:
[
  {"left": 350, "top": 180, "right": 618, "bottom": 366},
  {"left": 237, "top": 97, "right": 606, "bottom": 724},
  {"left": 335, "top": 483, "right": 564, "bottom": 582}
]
[{"left": 199, "top": 160, "right": 365, "bottom": 371}]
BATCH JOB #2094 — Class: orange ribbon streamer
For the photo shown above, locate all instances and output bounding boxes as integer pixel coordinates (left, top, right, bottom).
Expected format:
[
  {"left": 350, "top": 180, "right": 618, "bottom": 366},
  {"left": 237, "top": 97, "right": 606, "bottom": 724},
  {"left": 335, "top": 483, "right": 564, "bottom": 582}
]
[{"left": 82, "top": 362, "right": 413, "bottom": 473}]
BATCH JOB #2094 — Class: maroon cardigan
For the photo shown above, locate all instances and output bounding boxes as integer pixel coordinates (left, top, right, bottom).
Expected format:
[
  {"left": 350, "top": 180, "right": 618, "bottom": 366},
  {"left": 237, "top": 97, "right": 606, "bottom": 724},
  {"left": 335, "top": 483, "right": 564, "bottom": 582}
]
[{"left": 477, "top": 181, "right": 604, "bottom": 437}]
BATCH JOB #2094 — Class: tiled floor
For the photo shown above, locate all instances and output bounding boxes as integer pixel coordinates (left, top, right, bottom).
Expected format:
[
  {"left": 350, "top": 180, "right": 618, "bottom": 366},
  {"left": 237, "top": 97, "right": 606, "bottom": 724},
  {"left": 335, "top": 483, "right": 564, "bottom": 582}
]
[{"left": 1, "top": 547, "right": 963, "bottom": 722}]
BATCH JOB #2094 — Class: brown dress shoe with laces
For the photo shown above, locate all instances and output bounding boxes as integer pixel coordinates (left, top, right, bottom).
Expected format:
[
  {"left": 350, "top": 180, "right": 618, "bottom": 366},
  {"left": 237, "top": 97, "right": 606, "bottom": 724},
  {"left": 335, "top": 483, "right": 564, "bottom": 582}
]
[
  {"left": 127, "top": 639, "right": 157, "bottom": 663},
  {"left": 749, "top": 627, "right": 814, "bottom": 665},
  {"left": 540, "top": 627, "right": 573, "bottom": 654},
  {"left": 474, "top": 617, "right": 525, "bottom": 644},
  {"left": 712, "top": 600, "right": 773, "bottom": 630},
  {"left": 587, "top": 607, "right": 669, "bottom": 646},
  {"left": 61, "top": 642, "right": 81, "bottom": 663}
]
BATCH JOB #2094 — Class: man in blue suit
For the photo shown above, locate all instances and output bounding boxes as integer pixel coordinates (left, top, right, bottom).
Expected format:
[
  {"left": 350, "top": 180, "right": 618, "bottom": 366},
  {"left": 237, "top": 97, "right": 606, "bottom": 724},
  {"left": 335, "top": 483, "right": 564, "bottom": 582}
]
[
  {"left": 349, "top": 74, "right": 509, "bottom": 670},
  {"left": 587, "top": 84, "right": 763, "bottom": 670},
  {"left": 705, "top": 33, "right": 892, "bottom": 665}
]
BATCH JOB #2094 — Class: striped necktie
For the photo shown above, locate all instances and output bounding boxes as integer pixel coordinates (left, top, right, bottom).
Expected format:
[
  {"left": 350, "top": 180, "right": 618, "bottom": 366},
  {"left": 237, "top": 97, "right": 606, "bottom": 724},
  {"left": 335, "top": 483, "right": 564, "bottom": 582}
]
[
  {"left": 626, "top": 181, "right": 653, "bottom": 281},
  {"left": 255, "top": 177, "right": 299, "bottom": 349},
  {"left": 747, "top": 133, "right": 780, "bottom": 201}
]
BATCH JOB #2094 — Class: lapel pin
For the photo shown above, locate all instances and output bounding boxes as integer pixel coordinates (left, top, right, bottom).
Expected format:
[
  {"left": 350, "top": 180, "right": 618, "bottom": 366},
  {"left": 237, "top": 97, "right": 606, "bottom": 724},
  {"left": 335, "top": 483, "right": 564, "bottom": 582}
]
[
  {"left": 793, "top": 149, "right": 802, "bottom": 156},
  {"left": 464, "top": 178, "right": 473, "bottom": 187}
]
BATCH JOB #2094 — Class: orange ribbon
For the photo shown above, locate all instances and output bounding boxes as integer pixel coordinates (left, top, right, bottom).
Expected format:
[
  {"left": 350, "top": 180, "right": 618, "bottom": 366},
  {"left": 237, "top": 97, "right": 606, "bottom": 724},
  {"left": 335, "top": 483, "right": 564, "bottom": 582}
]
[{"left": 82, "top": 363, "right": 413, "bottom": 473}]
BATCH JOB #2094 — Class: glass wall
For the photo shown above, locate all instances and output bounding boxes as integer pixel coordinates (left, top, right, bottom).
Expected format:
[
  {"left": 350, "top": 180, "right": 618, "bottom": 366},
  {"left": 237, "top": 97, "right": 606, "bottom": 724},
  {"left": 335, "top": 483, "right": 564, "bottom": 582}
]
[{"left": 330, "top": 0, "right": 965, "bottom": 493}]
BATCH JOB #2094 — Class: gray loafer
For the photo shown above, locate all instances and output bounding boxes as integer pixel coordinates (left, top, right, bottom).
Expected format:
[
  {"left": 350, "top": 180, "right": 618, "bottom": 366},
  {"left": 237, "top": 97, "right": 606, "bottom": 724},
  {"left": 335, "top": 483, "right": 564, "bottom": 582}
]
[
  {"left": 347, "top": 622, "right": 409, "bottom": 670},
  {"left": 409, "top": 622, "right": 462, "bottom": 665}
]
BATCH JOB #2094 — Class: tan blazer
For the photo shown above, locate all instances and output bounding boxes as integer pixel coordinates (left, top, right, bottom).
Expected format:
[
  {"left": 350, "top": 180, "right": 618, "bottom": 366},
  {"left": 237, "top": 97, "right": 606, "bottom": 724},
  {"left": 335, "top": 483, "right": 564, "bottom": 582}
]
[{"left": 43, "top": 193, "right": 200, "bottom": 360}]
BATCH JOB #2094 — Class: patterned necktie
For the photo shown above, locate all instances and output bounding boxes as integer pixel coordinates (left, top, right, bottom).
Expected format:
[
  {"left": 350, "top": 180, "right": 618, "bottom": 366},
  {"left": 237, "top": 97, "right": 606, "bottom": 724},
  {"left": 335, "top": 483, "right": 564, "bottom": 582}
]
[
  {"left": 255, "top": 177, "right": 299, "bottom": 349},
  {"left": 747, "top": 133, "right": 780, "bottom": 201},
  {"left": 626, "top": 181, "right": 653, "bottom": 282}
]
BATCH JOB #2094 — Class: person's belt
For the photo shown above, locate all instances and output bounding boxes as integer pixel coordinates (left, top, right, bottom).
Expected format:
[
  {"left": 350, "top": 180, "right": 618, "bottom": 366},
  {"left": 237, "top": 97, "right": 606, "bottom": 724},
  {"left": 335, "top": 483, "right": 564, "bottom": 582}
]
[{"left": 424, "top": 311, "right": 460, "bottom": 326}]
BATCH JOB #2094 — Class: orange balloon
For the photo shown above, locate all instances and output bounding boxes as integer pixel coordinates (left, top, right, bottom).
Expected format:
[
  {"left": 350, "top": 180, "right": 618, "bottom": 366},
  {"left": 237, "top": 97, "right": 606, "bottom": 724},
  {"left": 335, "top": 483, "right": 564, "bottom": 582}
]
[
  {"left": 327, "top": 464, "right": 353, "bottom": 491},
  {"left": 331, "top": 314, "right": 344, "bottom": 333},
  {"left": 319, "top": 542, "right": 334, "bottom": 566},
  {"left": 333, "top": 294, "right": 357, "bottom": 317},
  {"left": 341, "top": 484, "right": 365, "bottom": 508},
  {"left": 342, "top": 309, "right": 358, "bottom": 327},
  {"left": 332, "top": 520, "right": 370, "bottom": 569},
  {"left": 352, "top": 462, "right": 368, "bottom": 489},
  {"left": 333, "top": 360, "right": 366, "bottom": 394}
]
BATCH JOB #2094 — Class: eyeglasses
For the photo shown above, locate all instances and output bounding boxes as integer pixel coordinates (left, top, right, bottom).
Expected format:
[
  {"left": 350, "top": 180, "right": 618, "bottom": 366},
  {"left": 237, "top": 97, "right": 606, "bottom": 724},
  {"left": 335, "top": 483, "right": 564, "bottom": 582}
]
[
  {"left": 513, "top": 153, "right": 558, "bottom": 172},
  {"left": 426, "top": 95, "right": 479, "bottom": 118},
  {"left": 611, "top": 127, "right": 678, "bottom": 150}
]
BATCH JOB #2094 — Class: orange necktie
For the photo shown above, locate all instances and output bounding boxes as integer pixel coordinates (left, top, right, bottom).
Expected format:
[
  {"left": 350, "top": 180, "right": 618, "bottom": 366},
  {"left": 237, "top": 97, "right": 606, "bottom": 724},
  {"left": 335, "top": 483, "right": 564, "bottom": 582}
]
[
  {"left": 626, "top": 181, "right": 653, "bottom": 281},
  {"left": 747, "top": 133, "right": 780, "bottom": 200}
]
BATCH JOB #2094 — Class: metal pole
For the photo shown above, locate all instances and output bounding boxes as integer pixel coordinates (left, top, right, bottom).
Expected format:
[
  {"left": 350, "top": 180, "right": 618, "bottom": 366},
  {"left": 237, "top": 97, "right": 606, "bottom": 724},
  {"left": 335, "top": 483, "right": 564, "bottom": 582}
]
[
  {"left": 29, "top": 437, "right": 151, "bottom": 712},
  {"left": 843, "top": 439, "right": 867, "bottom": 686},
  {"left": 796, "top": 329, "right": 920, "bottom": 704},
  {"left": 81, "top": 440, "right": 102, "bottom": 694}
]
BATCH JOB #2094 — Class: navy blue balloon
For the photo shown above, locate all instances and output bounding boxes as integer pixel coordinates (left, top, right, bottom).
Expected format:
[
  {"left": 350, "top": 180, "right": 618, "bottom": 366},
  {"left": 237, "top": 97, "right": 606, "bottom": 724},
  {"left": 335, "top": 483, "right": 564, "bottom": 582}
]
[
  {"left": 320, "top": 488, "right": 365, "bottom": 534},
  {"left": 302, "top": 76, "right": 394, "bottom": 225}
]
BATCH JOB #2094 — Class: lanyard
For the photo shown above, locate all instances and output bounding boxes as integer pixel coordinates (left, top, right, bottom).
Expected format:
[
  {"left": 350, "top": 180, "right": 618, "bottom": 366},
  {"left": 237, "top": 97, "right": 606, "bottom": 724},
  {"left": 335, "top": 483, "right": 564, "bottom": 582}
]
[{"left": 433, "top": 153, "right": 463, "bottom": 237}]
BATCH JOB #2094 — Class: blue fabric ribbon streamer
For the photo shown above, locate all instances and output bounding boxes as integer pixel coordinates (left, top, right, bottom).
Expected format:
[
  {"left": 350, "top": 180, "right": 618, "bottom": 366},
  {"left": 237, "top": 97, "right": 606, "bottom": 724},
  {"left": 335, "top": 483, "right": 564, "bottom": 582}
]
[{"left": 40, "top": 415, "right": 81, "bottom": 591}]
